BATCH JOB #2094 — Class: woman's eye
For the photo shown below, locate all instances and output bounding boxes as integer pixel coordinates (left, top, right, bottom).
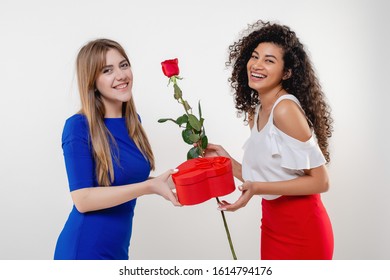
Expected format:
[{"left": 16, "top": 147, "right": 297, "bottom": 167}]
[
  {"left": 120, "top": 62, "right": 129, "bottom": 68},
  {"left": 102, "top": 68, "right": 112, "bottom": 74}
]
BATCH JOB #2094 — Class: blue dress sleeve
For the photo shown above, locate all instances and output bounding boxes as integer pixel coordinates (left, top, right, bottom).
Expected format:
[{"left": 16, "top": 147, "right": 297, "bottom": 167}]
[{"left": 62, "top": 115, "right": 95, "bottom": 191}]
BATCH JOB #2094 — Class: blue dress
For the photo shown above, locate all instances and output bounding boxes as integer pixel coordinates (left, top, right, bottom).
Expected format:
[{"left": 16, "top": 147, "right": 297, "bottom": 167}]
[{"left": 54, "top": 114, "right": 151, "bottom": 260}]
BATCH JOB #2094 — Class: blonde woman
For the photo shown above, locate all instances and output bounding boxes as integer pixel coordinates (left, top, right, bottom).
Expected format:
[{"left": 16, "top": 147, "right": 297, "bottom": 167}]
[{"left": 54, "top": 39, "right": 180, "bottom": 260}]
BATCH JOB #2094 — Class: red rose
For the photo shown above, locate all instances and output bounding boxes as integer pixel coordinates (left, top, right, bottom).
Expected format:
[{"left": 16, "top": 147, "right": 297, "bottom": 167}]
[{"left": 161, "top": 58, "right": 180, "bottom": 78}]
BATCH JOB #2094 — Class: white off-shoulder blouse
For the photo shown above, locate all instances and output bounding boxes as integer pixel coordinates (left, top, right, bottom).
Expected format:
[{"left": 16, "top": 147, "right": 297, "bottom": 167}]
[{"left": 242, "top": 94, "right": 326, "bottom": 200}]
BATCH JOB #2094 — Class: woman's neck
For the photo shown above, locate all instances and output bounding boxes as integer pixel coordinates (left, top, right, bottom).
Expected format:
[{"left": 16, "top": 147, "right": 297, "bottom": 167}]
[
  {"left": 258, "top": 86, "right": 285, "bottom": 111},
  {"left": 103, "top": 101, "right": 123, "bottom": 118}
]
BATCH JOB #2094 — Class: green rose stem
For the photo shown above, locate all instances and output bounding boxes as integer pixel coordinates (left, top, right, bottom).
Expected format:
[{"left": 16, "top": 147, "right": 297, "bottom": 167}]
[
  {"left": 170, "top": 76, "right": 206, "bottom": 158},
  {"left": 165, "top": 75, "right": 238, "bottom": 260},
  {"left": 216, "top": 197, "right": 238, "bottom": 260}
]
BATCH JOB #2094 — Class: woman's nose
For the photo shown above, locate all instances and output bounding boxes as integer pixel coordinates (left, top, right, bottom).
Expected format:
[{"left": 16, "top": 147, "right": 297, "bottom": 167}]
[
  {"left": 251, "top": 59, "right": 264, "bottom": 70},
  {"left": 115, "top": 69, "right": 126, "bottom": 80}
]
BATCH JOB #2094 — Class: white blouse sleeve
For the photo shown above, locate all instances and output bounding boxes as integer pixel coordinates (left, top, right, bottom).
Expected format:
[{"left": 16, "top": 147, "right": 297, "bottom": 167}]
[{"left": 269, "top": 126, "right": 326, "bottom": 170}]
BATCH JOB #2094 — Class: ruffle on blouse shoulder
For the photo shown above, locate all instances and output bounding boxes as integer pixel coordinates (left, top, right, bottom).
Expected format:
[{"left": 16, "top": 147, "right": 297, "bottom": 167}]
[{"left": 269, "top": 125, "right": 326, "bottom": 170}]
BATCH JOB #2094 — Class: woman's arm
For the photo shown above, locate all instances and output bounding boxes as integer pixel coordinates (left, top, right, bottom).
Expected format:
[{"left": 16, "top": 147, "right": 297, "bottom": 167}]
[
  {"left": 253, "top": 165, "right": 329, "bottom": 195},
  {"left": 71, "top": 169, "right": 181, "bottom": 213},
  {"left": 219, "top": 165, "right": 329, "bottom": 211},
  {"left": 204, "top": 143, "right": 244, "bottom": 182}
]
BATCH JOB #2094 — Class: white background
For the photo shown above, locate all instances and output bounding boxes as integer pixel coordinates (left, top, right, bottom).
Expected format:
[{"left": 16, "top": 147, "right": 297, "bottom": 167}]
[{"left": 0, "top": 0, "right": 389, "bottom": 260}]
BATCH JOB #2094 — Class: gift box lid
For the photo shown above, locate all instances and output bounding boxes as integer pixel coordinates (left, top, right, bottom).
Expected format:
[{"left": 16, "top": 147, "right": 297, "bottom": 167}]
[
  {"left": 172, "top": 156, "right": 235, "bottom": 205},
  {"left": 172, "top": 157, "right": 232, "bottom": 185}
]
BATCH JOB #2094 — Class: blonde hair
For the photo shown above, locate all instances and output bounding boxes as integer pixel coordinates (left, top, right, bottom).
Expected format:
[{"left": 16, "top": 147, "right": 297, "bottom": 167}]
[{"left": 76, "top": 38, "right": 155, "bottom": 186}]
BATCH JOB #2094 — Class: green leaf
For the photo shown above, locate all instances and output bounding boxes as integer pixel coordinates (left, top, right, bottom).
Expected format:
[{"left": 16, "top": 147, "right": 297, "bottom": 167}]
[
  {"left": 198, "top": 101, "right": 202, "bottom": 119},
  {"left": 189, "top": 133, "right": 200, "bottom": 143},
  {"left": 201, "top": 135, "right": 208, "bottom": 149},
  {"left": 158, "top": 118, "right": 177, "bottom": 124},
  {"left": 173, "top": 84, "right": 182, "bottom": 100},
  {"left": 187, "top": 146, "right": 201, "bottom": 159},
  {"left": 188, "top": 114, "right": 201, "bottom": 131},
  {"left": 181, "top": 129, "right": 193, "bottom": 144},
  {"left": 176, "top": 114, "right": 188, "bottom": 126}
]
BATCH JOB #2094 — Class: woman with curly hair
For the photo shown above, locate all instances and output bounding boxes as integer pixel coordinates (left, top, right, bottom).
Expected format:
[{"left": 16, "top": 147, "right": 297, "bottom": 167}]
[{"left": 205, "top": 20, "right": 334, "bottom": 259}]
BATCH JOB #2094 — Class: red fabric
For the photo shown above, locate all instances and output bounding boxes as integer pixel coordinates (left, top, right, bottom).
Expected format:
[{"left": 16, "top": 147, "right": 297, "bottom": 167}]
[
  {"left": 172, "top": 157, "right": 235, "bottom": 205},
  {"left": 261, "top": 194, "right": 334, "bottom": 260}
]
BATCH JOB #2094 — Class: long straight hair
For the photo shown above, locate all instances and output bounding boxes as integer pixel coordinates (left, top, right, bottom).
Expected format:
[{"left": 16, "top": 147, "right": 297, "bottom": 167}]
[{"left": 76, "top": 38, "right": 155, "bottom": 186}]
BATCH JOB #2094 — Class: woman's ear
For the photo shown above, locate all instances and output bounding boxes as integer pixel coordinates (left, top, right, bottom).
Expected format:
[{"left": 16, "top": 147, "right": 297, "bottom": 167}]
[{"left": 283, "top": 69, "right": 292, "bottom": 80}]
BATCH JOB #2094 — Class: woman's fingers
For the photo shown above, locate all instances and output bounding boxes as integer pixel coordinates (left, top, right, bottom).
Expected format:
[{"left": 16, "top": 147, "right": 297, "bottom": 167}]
[{"left": 166, "top": 190, "right": 182, "bottom": 206}]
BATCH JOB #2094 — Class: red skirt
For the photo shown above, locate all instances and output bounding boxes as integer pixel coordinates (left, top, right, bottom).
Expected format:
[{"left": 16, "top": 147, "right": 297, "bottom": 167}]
[{"left": 261, "top": 194, "right": 334, "bottom": 260}]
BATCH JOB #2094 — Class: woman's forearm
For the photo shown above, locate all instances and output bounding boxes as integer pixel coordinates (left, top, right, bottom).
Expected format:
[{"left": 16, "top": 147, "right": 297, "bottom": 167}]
[
  {"left": 71, "top": 181, "right": 154, "bottom": 213},
  {"left": 230, "top": 157, "right": 244, "bottom": 182},
  {"left": 252, "top": 165, "right": 329, "bottom": 196}
]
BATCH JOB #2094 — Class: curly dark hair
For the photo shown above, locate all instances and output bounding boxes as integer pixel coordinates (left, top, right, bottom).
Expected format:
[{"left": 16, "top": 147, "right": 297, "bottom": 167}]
[{"left": 226, "top": 20, "right": 333, "bottom": 163}]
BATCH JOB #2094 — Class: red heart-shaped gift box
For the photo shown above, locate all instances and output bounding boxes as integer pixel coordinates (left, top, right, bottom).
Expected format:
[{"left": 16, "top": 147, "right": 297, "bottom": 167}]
[{"left": 172, "top": 157, "right": 236, "bottom": 205}]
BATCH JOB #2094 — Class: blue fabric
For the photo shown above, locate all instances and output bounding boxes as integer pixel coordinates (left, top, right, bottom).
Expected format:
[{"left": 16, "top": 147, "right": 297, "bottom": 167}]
[{"left": 54, "top": 114, "right": 150, "bottom": 260}]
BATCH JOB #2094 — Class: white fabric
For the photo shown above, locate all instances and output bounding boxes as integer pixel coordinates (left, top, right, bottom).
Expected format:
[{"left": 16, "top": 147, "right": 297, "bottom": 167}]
[{"left": 242, "top": 94, "right": 326, "bottom": 200}]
